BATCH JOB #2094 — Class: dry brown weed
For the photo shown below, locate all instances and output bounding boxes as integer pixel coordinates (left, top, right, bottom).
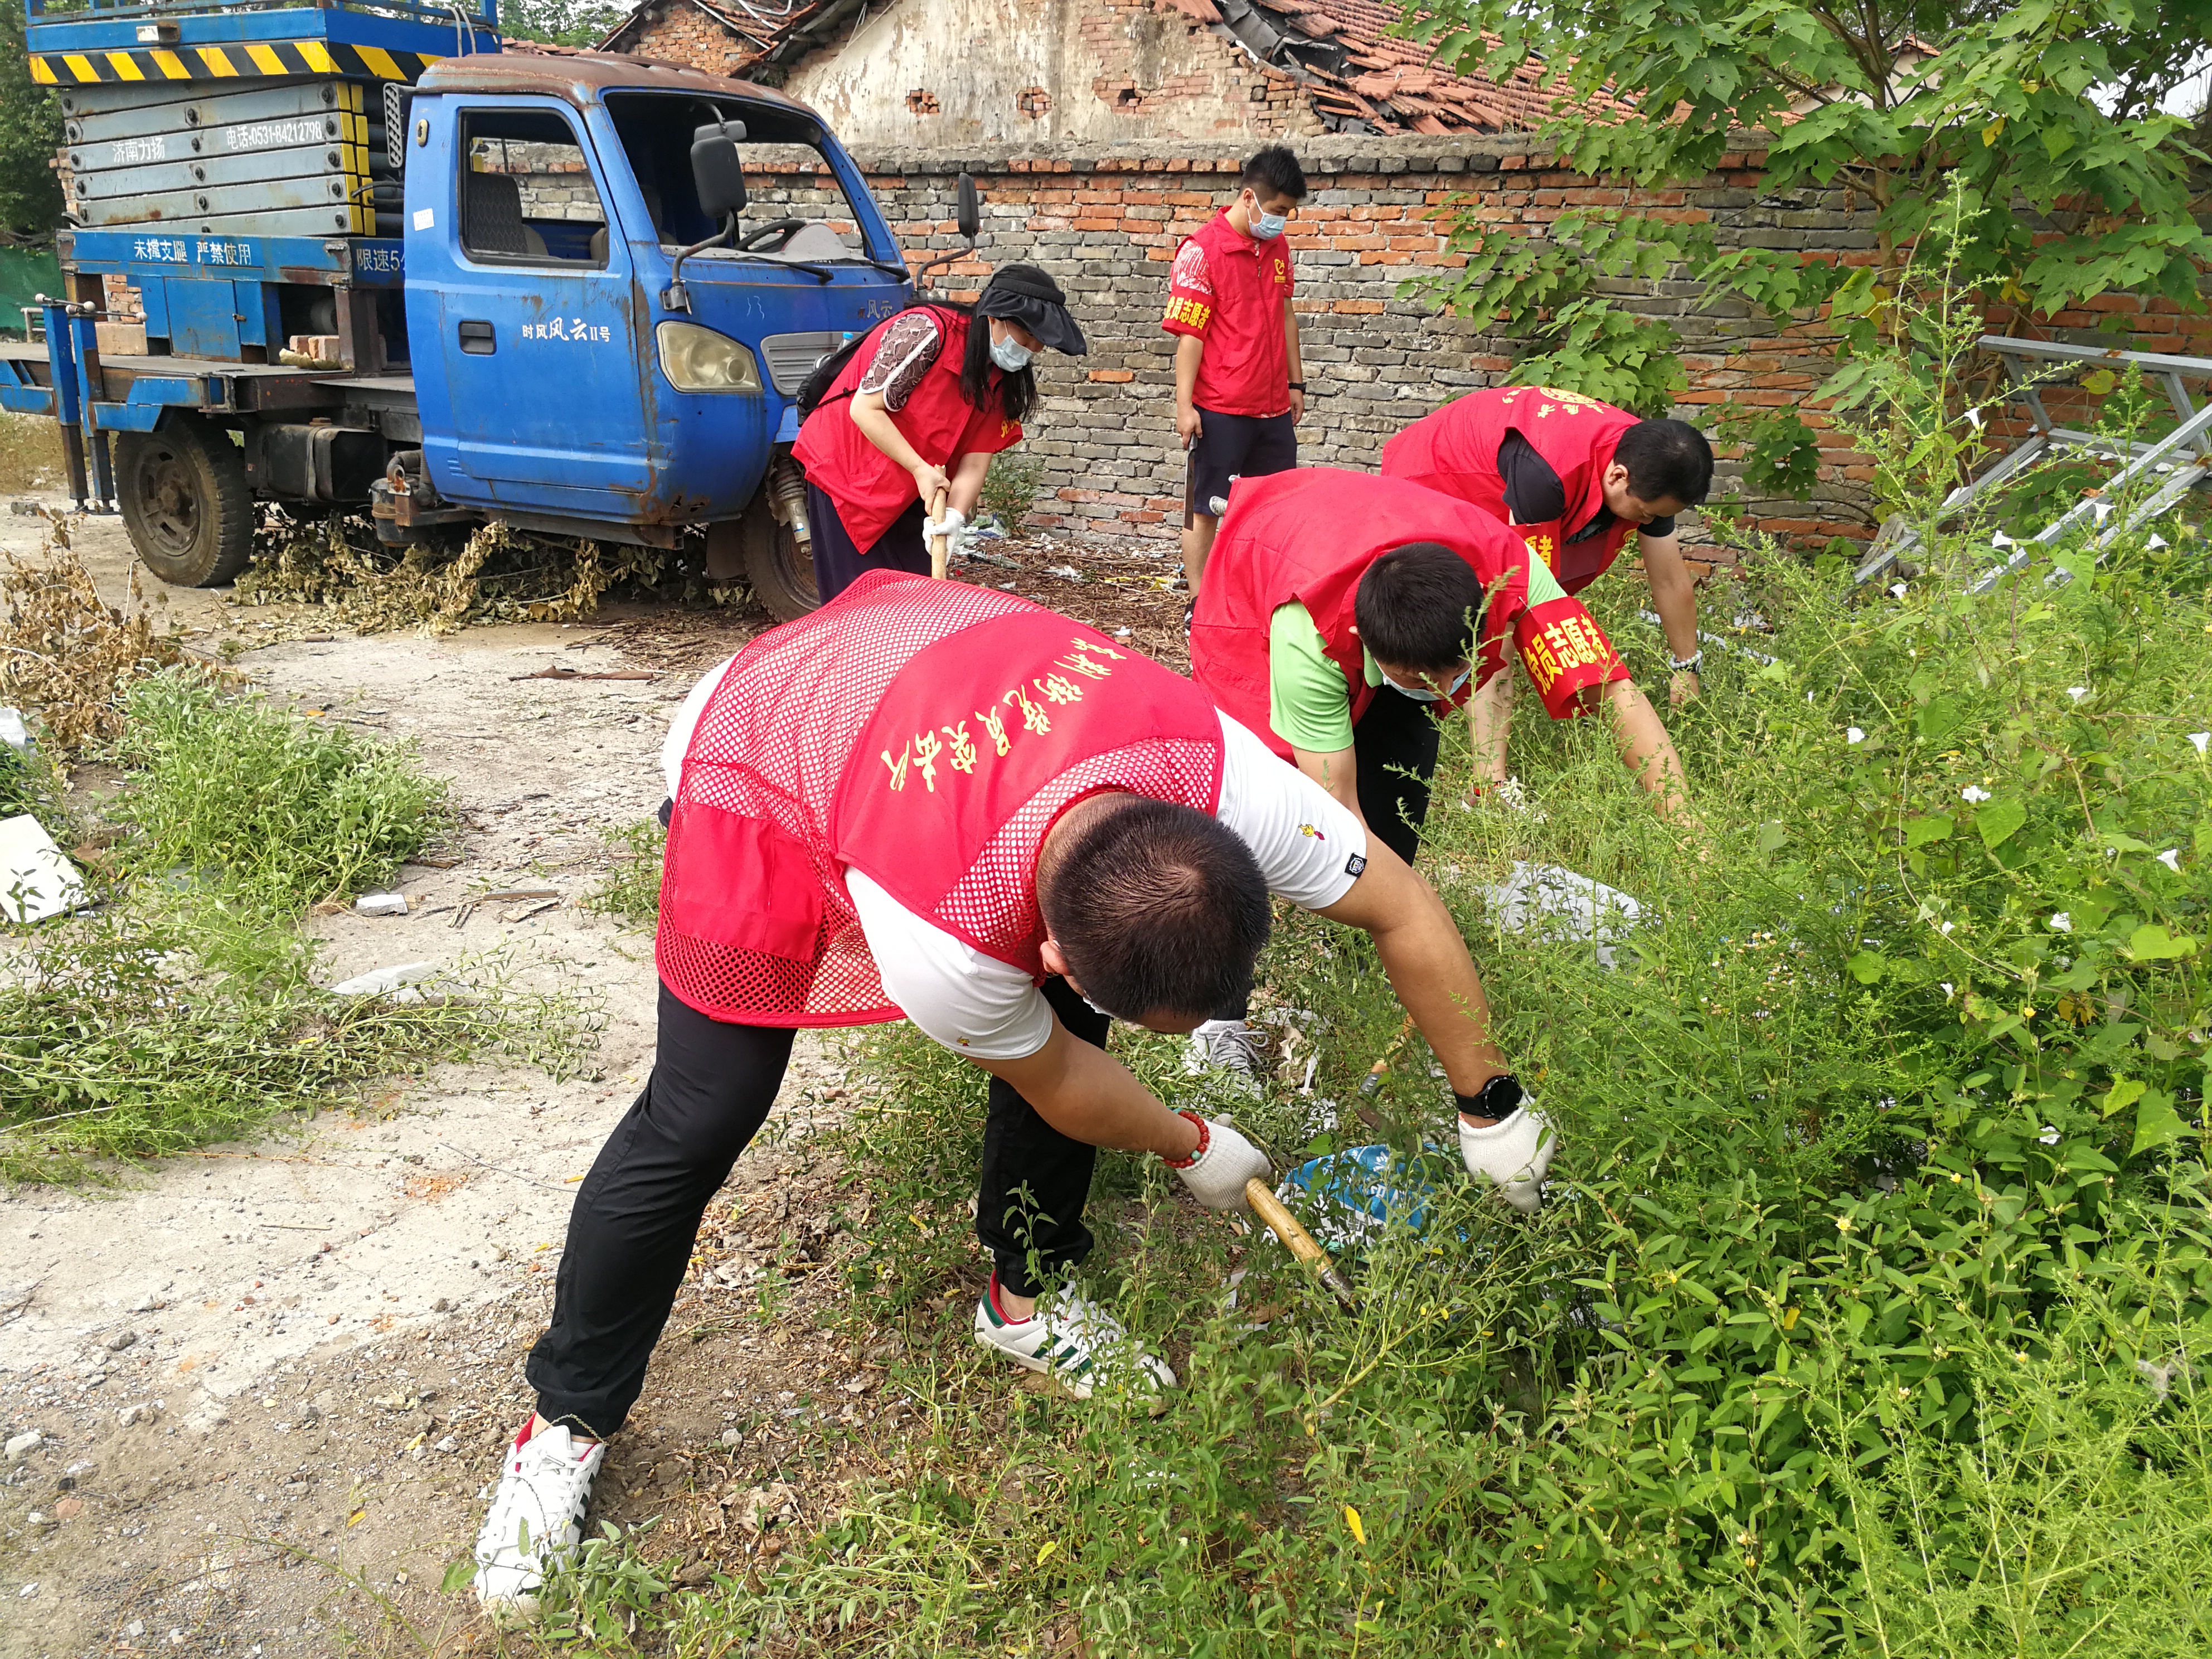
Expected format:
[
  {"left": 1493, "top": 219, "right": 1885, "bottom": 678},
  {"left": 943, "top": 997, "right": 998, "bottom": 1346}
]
[{"left": 0, "top": 511, "right": 185, "bottom": 750}]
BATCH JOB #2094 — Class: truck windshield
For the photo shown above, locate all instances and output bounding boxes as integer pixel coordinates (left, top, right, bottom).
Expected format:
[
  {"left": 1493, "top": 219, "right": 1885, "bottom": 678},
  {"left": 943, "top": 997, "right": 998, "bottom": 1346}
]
[{"left": 602, "top": 93, "right": 884, "bottom": 265}]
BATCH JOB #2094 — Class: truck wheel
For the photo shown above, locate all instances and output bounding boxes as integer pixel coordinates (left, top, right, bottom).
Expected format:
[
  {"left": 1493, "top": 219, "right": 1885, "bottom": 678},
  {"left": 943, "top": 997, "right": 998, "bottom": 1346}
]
[
  {"left": 117, "top": 420, "right": 253, "bottom": 588},
  {"left": 739, "top": 489, "right": 818, "bottom": 624}
]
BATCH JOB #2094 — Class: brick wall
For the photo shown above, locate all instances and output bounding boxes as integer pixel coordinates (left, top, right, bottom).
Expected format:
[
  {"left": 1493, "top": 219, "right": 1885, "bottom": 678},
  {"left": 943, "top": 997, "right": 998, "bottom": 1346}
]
[{"left": 838, "top": 135, "right": 2211, "bottom": 566}]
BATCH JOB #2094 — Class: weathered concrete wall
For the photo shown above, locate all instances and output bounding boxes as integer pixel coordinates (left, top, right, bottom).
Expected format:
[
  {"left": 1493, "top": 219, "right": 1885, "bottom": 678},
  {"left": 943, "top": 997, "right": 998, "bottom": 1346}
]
[
  {"left": 770, "top": 0, "right": 1320, "bottom": 147},
  {"left": 830, "top": 135, "right": 2211, "bottom": 563}
]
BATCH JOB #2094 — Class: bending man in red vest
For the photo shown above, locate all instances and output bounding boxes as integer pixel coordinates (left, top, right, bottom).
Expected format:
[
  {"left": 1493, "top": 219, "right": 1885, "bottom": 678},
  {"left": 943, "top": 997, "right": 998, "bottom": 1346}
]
[
  {"left": 794, "top": 264, "right": 1085, "bottom": 602},
  {"left": 1381, "top": 386, "right": 1714, "bottom": 807},
  {"left": 1184, "top": 469, "right": 1695, "bottom": 1080},
  {"left": 471, "top": 570, "right": 1550, "bottom": 1611}
]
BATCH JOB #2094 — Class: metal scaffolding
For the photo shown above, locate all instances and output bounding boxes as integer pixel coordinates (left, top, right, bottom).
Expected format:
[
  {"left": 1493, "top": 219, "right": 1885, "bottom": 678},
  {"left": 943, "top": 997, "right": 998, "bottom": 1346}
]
[{"left": 1852, "top": 333, "right": 2212, "bottom": 590}]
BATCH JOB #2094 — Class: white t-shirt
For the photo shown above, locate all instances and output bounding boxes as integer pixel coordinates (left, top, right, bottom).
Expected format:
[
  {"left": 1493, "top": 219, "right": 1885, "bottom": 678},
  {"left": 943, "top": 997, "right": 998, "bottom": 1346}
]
[{"left": 662, "top": 656, "right": 1366, "bottom": 1060}]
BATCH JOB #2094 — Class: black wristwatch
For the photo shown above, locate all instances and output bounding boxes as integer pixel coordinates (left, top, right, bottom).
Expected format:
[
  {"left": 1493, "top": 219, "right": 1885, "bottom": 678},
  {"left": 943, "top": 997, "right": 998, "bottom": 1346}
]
[{"left": 1287, "top": 381, "right": 1307, "bottom": 391}]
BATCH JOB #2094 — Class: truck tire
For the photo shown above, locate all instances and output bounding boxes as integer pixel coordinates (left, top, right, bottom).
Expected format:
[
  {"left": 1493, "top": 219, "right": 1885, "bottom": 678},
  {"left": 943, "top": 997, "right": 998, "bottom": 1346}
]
[
  {"left": 117, "top": 420, "right": 253, "bottom": 589},
  {"left": 739, "top": 488, "right": 818, "bottom": 624}
]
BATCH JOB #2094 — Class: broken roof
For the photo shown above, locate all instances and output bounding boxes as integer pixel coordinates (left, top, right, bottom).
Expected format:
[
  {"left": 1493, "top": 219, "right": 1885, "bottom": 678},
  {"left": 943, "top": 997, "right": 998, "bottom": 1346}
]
[
  {"left": 595, "top": 0, "right": 1632, "bottom": 134},
  {"left": 1195, "top": 0, "right": 1635, "bottom": 134},
  {"left": 596, "top": 0, "right": 864, "bottom": 79}
]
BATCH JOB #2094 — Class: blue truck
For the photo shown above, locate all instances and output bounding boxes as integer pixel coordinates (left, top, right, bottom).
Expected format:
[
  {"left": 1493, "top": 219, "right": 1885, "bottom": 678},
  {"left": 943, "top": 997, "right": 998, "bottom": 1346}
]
[{"left": 1, "top": 0, "right": 963, "bottom": 620}]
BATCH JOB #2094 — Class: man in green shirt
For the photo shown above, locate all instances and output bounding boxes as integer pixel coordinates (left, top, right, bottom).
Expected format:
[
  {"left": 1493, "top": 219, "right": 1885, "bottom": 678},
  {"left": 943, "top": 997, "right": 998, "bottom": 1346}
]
[{"left": 1185, "top": 468, "right": 1696, "bottom": 1081}]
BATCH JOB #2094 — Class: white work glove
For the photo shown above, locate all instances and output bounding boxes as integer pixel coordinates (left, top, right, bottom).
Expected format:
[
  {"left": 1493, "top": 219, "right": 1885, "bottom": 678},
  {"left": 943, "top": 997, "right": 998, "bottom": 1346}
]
[
  {"left": 1458, "top": 1097, "right": 1556, "bottom": 1215},
  {"left": 1167, "top": 1113, "right": 1273, "bottom": 1211},
  {"left": 921, "top": 505, "right": 968, "bottom": 549}
]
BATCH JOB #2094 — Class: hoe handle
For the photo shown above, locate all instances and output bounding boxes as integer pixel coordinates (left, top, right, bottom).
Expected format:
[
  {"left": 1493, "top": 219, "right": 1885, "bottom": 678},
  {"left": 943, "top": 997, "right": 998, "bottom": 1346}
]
[
  {"left": 928, "top": 484, "right": 951, "bottom": 580},
  {"left": 1244, "top": 1177, "right": 1360, "bottom": 1315}
]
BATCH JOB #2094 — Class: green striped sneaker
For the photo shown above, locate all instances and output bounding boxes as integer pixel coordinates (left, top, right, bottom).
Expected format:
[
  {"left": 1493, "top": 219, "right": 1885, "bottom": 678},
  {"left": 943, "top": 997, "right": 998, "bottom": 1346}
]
[{"left": 972, "top": 1277, "right": 1176, "bottom": 1400}]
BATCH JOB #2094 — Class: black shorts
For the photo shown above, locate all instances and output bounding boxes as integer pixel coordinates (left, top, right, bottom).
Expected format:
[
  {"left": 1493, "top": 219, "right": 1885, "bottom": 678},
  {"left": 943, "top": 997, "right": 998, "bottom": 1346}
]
[{"left": 1187, "top": 406, "right": 1297, "bottom": 523}]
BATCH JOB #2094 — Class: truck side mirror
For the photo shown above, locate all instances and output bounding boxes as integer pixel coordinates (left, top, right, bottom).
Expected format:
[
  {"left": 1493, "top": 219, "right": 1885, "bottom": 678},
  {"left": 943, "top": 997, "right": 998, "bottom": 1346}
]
[
  {"left": 955, "top": 172, "right": 980, "bottom": 241},
  {"left": 691, "top": 120, "right": 747, "bottom": 223}
]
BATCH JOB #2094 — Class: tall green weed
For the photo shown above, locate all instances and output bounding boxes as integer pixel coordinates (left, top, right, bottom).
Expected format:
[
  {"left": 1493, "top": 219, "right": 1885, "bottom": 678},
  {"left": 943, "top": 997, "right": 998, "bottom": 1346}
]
[{"left": 2, "top": 672, "right": 594, "bottom": 1180}]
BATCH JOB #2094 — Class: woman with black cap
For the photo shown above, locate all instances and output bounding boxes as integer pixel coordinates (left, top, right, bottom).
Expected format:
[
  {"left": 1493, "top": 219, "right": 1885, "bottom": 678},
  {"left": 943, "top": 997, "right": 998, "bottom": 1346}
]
[{"left": 792, "top": 263, "right": 1086, "bottom": 601}]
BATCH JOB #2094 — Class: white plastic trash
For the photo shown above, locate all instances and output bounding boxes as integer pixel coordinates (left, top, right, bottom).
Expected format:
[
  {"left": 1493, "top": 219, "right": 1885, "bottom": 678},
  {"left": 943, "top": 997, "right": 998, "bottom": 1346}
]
[
  {"left": 354, "top": 891, "right": 409, "bottom": 916},
  {"left": 0, "top": 708, "right": 29, "bottom": 754},
  {"left": 0, "top": 814, "right": 88, "bottom": 924},
  {"left": 1474, "top": 861, "right": 1645, "bottom": 970},
  {"left": 328, "top": 961, "right": 457, "bottom": 1005},
  {"left": 329, "top": 962, "right": 436, "bottom": 997}
]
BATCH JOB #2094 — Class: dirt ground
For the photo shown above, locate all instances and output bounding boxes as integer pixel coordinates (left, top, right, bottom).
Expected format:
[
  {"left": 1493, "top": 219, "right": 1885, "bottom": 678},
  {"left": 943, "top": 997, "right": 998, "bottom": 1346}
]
[{"left": 0, "top": 500, "right": 1188, "bottom": 1657}]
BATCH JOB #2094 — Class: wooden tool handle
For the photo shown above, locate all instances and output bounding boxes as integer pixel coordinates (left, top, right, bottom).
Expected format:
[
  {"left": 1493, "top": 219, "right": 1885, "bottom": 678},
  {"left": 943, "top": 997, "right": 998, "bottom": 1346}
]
[
  {"left": 1245, "top": 1177, "right": 1360, "bottom": 1314},
  {"left": 928, "top": 484, "right": 951, "bottom": 580}
]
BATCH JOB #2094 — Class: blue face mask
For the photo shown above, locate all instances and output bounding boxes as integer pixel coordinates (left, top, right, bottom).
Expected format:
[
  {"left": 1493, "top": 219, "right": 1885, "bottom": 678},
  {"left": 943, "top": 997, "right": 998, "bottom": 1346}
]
[
  {"left": 1251, "top": 208, "right": 1288, "bottom": 241},
  {"left": 989, "top": 334, "right": 1034, "bottom": 373},
  {"left": 1381, "top": 666, "right": 1471, "bottom": 704}
]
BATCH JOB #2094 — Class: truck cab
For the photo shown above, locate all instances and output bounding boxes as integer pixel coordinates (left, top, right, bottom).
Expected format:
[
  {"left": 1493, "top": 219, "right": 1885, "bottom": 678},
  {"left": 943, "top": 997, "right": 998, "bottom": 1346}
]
[{"left": 399, "top": 54, "right": 909, "bottom": 612}]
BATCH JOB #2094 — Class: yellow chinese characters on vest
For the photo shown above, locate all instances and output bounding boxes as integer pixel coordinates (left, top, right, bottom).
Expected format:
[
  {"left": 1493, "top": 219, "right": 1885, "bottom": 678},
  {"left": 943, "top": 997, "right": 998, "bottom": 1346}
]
[{"left": 879, "top": 636, "right": 1126, "bottom": 794}]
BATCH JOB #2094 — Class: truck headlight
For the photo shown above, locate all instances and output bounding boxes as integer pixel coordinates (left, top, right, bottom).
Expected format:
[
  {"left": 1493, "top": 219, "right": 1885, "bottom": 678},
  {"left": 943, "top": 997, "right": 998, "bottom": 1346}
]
[{"left": 656, "top": 322, "right": 761, "bottom": 392}]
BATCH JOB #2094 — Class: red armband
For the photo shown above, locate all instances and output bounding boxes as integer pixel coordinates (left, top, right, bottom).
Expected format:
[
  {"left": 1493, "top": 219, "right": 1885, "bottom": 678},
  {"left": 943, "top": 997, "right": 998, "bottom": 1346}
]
[{"left": 1514, "top": 596, "right": 1629, "bottom": 719}]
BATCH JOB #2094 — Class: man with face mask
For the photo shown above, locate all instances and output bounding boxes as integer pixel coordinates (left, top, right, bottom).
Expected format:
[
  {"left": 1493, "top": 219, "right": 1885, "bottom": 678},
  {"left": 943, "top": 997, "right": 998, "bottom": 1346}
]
[
  {"left": 795, "top": 263, "right": 1085, "bottom": 602},
  {"left": 1163, "top": 145, "right": 1308, "bottom": 596},
  {"left": 1381, "top": 386, "right": 1716, "bottom": 803},
  {"left": 1182, "top": 468, "right": 1697, "bottom": 1079},
  {"left": 470, "top": 568, "right": 1545, "bottom": 1612}
]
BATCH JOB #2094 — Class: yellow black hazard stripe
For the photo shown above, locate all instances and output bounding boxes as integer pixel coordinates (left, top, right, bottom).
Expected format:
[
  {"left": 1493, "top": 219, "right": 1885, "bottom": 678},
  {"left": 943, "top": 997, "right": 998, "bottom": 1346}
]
[{"left": 30, "top": 41, "right": 442, "bottom": 85}]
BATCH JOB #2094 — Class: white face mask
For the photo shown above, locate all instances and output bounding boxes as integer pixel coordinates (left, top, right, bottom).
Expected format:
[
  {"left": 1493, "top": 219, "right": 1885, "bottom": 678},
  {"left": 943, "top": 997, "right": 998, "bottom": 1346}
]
[
  {"left": 1381, "top": 666, "right": 1471, "bottom": 704},
  {"left": 989, "top": 333, "right": 1034, "bottom": 372}
]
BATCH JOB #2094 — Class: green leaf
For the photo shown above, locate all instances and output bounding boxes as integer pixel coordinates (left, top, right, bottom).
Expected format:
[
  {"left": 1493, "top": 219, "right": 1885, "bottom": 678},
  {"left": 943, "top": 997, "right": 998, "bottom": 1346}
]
[
  {"left": 1755, "top": 821, "right": 1788, "bottom": 853},
  {"left": 2130, "top": 1090, "right": 2190, "bottom": 1157},
  {"left": 2124, "top": 924, "right": 2198, "bottom": 962},
  {"left": 1905, "top": 815, "right": 1953, "bottom": 849},
  {"left": 440, "top": 1557, "right": 479, "bottom": 1595},
  {"left": 1976, "top": 798, "right": 2027, "bottom": 850},
  {"left": 1915, "top": 697, "right": 1964, "bottom": 740},
  {"left": 2099, "top": 1078, "right": 2146, "bottom": 1119},
  {"left": 1847, "top": 952, "right": 1887, "bottom": 984}
]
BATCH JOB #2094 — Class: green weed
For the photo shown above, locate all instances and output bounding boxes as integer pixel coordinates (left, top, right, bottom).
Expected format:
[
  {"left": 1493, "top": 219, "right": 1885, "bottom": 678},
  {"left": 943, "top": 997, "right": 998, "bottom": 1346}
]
[
  {"left": 980, "top": 452, "right": 1047, "bottom": 534},
  {"left": 2, "top": 672, "right": 597, "bottom": 1181},
  {"left": 109, "top": 669, "right": 448, "bottom": 911},
  {"left": 583, "top": 817, "right": 664, "bottom": 928}
]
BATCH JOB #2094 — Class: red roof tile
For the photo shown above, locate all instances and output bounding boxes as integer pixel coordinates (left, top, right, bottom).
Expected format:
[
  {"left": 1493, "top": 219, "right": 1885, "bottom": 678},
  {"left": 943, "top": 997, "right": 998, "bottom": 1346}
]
[
  {"left": 593, "top": 0, "right": 1632, "bottom": 133},
  {"left": 1249, "top": 0, "right": 1634, "bottom": 133}
]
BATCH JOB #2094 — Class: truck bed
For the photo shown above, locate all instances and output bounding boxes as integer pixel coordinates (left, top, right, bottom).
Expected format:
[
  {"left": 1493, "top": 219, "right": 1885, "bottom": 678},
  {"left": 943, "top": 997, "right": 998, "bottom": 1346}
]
[{"left": 0, "top": 339, "right": 413, "bottom": 423}]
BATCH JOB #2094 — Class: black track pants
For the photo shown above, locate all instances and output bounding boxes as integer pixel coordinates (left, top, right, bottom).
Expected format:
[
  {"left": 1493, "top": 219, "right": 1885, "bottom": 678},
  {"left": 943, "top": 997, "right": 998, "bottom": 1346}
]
[
  {"left": 527, "top": 978, "right": 1113, "bottom": 1437},
  {"left": 1352, "top": 685, "right": 1443, "bottom": 866}
]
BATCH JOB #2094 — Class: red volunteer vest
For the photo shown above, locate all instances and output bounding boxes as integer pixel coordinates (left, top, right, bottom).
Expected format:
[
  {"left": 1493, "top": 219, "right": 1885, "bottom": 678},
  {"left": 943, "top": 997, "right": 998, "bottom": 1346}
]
[
  {"left": 657, "top": 571, "right": 1226, "bottom": 1027},
  {"left": 1189, "top": 470, "right": 1624, "bottom": 760},
  {"left": 792, "top": 308, "right": 1023, "bottom": 551},
  {"left": 1380, "top": 386, "right": 1641, "bottom": 595}
]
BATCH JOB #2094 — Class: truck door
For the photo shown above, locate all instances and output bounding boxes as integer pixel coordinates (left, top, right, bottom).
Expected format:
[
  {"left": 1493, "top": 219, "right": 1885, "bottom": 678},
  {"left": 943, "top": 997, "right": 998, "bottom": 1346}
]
[{"left": 405, "top": 97, "right": 650, "bottom": 513}]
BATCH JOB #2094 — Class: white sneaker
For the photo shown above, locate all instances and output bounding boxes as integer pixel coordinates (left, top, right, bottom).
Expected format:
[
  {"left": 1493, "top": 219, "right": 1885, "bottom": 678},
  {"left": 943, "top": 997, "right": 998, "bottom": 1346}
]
[
  {"left": 1183, "top": 1017, "right": 1268, "bottom": 1094},
  {"left": 973, "top": 1278, "right": 1176, "bottom": 1399},
  {"left": 472, "top": 1421, "right": 607, "bottom": 1613}
]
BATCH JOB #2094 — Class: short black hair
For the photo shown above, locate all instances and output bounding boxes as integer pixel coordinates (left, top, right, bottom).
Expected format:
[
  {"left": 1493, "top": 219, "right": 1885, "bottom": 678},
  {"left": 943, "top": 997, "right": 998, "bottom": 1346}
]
[
  {"left": 1238, "top": 144, "right": 1307, "bottom": 203},
  {"left": 1355, "top": 543, "right": 1484, "bottom": 671},
  {"left": 1615, "top": 419, "right": 1714, "bottom": 507},
  {"left": 1039, "top": 798, "right": 1270, "bottom": 1022}
]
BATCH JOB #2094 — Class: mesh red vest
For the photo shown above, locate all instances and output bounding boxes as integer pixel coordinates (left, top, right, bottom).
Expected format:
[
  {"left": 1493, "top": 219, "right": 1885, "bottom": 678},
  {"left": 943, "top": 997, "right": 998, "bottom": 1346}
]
[
  {"left": 657, "top": 571, "right": 1227, "bottom": 1027},
  {"left": 1189, "top": 469, "right": 1623, "bottom": 757},
  {"left": 792, "top": 308, "right": 1023, "bottom": 551},
  {"left": 1380, "top": 386, "right": 1641, "bottom": 595}
]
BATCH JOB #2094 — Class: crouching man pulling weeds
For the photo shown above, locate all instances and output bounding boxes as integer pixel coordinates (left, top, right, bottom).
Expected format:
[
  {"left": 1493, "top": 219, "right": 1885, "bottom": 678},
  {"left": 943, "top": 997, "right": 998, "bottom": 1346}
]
[{"left": 471, "top": 570, "right": 1552, "bottom": 1611}]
